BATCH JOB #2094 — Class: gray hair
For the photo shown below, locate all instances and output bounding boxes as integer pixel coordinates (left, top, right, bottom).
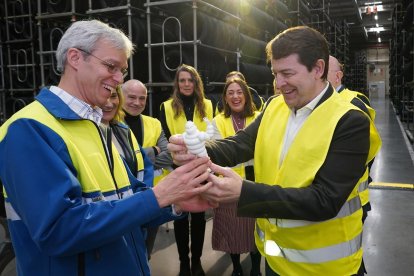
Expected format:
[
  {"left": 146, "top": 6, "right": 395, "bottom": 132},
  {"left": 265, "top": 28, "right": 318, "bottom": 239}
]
[{"left": 56, "top": 19, "right": 134, "bottom": 73}]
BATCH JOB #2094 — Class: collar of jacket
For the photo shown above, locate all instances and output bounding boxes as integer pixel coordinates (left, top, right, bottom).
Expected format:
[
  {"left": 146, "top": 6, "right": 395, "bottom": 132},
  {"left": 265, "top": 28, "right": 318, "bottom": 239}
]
[
  {"left": 337, "top": 84, "right": 345, "bottom": 93},
  {"left": 264, "top": 83, "right": 335, "bottom": 112},
  {"left": 315, "top": 84, "right": 334, "bottom": 109},
  {"left": 35, "top": 87, "right": 82, "bottom": 120}
]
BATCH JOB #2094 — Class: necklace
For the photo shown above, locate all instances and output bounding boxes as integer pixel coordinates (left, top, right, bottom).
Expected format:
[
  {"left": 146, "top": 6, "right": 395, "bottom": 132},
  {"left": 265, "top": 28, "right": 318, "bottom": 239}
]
[{"left": 231, "top": 114, "right": 246, "bottom": 132}]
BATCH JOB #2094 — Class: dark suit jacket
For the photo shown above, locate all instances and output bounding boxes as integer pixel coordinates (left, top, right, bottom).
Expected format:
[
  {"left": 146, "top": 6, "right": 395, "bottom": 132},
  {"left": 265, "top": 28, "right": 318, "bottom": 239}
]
[{"left": 206, "top": 85, "right": 370, "bottom": 221}]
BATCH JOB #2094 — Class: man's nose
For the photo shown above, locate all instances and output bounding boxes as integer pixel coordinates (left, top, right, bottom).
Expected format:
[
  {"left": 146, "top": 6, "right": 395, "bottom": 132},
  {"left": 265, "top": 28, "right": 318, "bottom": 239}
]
[{"left": 276, "top": 76, "right": 286, "bottom": 89}]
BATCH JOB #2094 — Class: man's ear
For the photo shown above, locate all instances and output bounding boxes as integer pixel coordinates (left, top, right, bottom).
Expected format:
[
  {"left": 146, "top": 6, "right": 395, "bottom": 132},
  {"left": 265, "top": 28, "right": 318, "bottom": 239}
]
[
  {"left": 314, "top": 59, "right": 325, "bottom": 79},
  {"left": 337, "top": 70, "right": 344, "bottom": 82},
  {"left": 66, "top": 48, "right": 82, "bottom": 69}
]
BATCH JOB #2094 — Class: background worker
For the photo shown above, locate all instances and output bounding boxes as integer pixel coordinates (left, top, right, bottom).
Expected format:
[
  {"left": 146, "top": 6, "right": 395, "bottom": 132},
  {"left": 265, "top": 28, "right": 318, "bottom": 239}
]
[
  {"left": 327, "top": 56, "right": 374, "bottom": 115},
  {"left": 328, "top": 55, "right": 379, "bottom": 274},
  {"left": 211, "top": 78, "right": 262, "bottom": 276},
  {"left": 121, "top": 79, "right": 173, "bottom": 259},
  {"left": 0, "top": 20, "right": 213, "bottom": 276},
  {"left": 169, "top": 26, "right": 381, "bottom": 276},
  {"left": 215, "top": 71, "right": 265, "bottom": 113},
  {"left": 159, "top": 64, "right": 214, "bottom": 276},
  {"left": 101, "top": 85, "right": 153, "bottom": 187},
  {"left": 328, "top": 55, "right": 376, "bottom": 222}
]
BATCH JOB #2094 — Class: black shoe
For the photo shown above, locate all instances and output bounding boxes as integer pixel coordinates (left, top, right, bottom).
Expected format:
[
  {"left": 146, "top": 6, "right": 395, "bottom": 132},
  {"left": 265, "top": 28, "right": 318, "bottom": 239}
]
[
  {"left": 191, "top": 260, "right": 205, "bottom": 276},
  {"left": 179, "top": 262, "right": 191, "bottom": 276},
  {"left": 232, "top": 270, "right": 243, "bottom": 276}
]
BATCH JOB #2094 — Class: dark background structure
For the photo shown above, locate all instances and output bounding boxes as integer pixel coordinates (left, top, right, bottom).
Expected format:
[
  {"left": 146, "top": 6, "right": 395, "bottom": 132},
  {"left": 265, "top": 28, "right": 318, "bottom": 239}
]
[{"left": 0, "top": 0, "right": 412, "bottom": 123}]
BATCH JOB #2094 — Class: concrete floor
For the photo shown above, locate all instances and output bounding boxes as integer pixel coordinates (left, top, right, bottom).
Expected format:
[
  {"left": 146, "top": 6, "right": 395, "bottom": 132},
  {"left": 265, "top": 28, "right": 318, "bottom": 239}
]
[
  {"left": 1, "top": 95, "right": 414, "bottom": 276},
  {"left": 149, "top": 96, "right": 414, "bottom": 276}
]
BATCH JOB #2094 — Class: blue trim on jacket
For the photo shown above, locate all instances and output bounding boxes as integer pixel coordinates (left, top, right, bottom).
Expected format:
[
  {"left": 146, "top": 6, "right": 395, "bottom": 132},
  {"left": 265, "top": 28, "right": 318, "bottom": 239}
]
[{"left": 0, "top": 88, "right": 182, "bottom": 276}]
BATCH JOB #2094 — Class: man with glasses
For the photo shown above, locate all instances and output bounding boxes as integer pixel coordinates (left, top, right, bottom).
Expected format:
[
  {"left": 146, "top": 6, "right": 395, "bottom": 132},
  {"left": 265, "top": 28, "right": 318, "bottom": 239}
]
[
  {"left": 76, "top": 47, "right": 129, "bottom": 78},
  {"left": 0, "top": 19, "right": 213, "bottom": 276}
]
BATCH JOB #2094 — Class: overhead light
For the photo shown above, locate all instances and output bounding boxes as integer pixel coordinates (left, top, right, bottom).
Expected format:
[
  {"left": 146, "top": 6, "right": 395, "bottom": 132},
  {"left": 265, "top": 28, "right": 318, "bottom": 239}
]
[
  {"left": 378, "top": 37, "right": 381, "bottom": 43},
  {"left": 368, "top": 27, "right": 385, "bottom": 32},
  {"left": 361, "top": 4, "right": 383, "bottom": 14}
]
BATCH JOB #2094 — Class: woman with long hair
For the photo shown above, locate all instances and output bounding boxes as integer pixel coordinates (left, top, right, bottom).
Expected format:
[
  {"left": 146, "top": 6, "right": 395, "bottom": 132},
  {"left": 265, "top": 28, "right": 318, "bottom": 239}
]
[
  {"left": 159, "top": 64, "right": 213, "bottom": 276},
  {"left": 211, "top": 78, "right": 261, "bottom": 276}
]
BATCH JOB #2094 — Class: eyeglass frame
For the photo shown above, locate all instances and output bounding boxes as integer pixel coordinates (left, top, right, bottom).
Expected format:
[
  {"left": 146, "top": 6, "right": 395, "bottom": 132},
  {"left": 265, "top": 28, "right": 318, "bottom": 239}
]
[{"left": 76, "top": 48, "right": 128, "bottom": 78}]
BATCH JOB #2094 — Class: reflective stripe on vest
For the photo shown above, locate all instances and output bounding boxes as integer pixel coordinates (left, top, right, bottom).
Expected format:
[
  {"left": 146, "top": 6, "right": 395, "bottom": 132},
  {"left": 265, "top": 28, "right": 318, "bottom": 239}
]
[
  {"left": 268, "top": 195, "right": 361, "bottom": 228},
  {"left": 358, "top": 180, "right": 369, "bottom": 193},
  {"left": 256, "top": 222, "right": 362, "bottom": 264},
  {"left": 5, "top": 187, "right": 134, "bottom": 221},
  {"left": 264, "top": 231, "right": 362, "bottom": 263}
]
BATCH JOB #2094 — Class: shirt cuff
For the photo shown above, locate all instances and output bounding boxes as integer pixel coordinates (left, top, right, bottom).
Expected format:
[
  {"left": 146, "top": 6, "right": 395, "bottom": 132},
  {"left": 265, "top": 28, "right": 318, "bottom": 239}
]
[{"left": 171, "top": 204, "right": 183, "bottom": 216}]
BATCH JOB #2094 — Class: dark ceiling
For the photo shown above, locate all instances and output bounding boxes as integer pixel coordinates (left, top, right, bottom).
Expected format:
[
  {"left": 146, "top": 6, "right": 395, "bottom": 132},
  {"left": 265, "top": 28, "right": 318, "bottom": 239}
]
[{"left": 328, "top": 0, "right": 396, "bottom": 50}]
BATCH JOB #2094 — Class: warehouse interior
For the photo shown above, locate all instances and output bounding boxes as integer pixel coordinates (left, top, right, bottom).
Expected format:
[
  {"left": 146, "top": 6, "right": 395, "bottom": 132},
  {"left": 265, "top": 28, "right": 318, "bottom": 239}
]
[
  {"left": 0, "top": 0, "right": 412, "bottom": 126},
  {"left": 0, "top": 0, "right": 414, "bottom": 276}
]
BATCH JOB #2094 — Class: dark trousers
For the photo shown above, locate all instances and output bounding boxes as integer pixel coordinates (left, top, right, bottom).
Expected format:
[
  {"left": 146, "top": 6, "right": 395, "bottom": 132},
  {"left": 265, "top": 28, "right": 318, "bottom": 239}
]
[{"left": 173, "top": 212, "right": 206, "bottom": 264}]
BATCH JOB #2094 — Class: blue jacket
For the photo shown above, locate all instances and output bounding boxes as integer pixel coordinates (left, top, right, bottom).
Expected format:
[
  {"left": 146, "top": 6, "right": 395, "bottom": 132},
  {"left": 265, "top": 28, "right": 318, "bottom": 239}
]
[{"left": 0, "top": 88, "right": 182, "bottom": 276}]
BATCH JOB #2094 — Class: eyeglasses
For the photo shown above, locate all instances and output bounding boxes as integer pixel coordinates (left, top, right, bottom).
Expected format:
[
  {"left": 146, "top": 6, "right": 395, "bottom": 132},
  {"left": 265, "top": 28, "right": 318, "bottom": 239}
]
[{"left": 76, "top": 48, "right": 128, "bottom": 78}]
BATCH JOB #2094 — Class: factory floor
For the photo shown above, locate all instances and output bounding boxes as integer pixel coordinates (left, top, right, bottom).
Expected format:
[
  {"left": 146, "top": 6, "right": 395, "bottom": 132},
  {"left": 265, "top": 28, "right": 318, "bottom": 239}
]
[{"left": 1, "top": 95, "right": 413, "bottom": 276}]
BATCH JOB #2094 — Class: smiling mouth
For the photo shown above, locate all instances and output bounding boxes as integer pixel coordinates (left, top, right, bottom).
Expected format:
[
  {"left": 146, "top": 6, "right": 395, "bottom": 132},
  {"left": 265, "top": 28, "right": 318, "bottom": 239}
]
[
  {"left": 103, "top": 84, "right": 114, "bottom": 94},
  {"left": 283, "top": 89, "right": 295, "bottom": 95}
]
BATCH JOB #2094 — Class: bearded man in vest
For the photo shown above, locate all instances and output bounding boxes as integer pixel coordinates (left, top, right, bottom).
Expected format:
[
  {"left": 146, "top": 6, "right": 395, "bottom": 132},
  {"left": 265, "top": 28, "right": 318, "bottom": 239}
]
[{"left": 168, "top": 26, "right": 381, "bottom": 275}]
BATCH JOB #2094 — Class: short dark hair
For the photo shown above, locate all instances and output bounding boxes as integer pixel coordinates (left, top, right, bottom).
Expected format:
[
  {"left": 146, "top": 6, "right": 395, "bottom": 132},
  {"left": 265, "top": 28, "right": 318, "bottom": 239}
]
[{"left": 266, "top": 26, "right": 329, "bottom": 80}]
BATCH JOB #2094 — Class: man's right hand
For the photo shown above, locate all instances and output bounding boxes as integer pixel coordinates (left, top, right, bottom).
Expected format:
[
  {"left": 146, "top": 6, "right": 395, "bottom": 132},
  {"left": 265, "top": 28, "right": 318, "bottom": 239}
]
[
  {"left": 167, "top": 134, "right": 197, "bottom": 166},
  {"left": 152, "top": 157, "right": 211, "bottom": 208}
]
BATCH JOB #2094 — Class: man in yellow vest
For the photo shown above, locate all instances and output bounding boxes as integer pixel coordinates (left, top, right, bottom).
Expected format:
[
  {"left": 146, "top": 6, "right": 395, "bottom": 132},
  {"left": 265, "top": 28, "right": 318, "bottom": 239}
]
[
  {"left": 0, "top": 19, "right": 213, "bottom": 276},
  {"left": 328, "top": 55, "right": 376, "bottom": 224},
  {"left": 121, "top": 79, "right": 174, "bottom": 259},
  {"left": 328, "top": 55, "right": 374, "bottom": 117},
  {"left": 169, "top": 26, "right": 381, "bottom": 275}
]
